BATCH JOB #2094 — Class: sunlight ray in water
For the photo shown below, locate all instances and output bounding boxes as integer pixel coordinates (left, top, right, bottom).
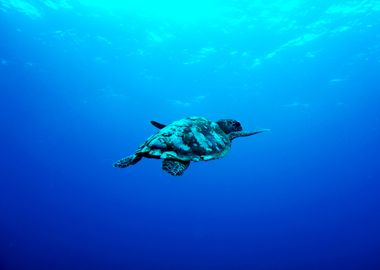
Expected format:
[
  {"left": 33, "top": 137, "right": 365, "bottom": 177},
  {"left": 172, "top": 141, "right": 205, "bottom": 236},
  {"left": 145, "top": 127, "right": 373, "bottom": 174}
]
[{"left": 79, "top": 0, "right": 221, "bottom": 22}]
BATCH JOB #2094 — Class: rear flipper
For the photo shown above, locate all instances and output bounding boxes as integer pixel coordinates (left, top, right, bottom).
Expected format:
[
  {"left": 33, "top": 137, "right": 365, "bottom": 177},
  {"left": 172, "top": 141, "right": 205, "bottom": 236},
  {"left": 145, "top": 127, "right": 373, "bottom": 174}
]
[
  {"left": 113, "top": 154, "right": 142, "bottom": 168},
  {"left": 162, "top": 159, "right": 190, "bottom": 176}
]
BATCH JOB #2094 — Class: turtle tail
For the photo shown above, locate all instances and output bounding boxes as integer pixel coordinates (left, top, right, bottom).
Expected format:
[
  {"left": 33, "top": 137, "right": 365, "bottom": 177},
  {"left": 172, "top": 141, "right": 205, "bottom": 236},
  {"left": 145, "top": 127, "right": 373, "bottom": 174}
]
[{"left": 113, "top": 154, "right": 142, "bottom": 168}]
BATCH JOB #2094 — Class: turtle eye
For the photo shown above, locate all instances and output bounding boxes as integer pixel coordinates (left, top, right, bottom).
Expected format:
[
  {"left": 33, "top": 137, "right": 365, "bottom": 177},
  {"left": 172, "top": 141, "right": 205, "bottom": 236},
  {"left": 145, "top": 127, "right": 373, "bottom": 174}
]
[{"left": 233, "top": 122, "right": 242, "bottom": 131}]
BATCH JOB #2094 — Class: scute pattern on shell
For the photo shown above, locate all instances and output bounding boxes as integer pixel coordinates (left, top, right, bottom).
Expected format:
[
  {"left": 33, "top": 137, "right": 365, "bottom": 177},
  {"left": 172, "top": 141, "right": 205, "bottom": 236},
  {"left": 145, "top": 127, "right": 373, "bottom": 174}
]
[{"left": 138, "top": 117, "right": 231, "bottom": 161}]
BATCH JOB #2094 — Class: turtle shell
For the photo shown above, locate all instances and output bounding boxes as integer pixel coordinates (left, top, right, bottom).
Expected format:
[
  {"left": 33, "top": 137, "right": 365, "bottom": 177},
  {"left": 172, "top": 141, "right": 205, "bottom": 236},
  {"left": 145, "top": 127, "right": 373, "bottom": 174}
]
[{"left": 137, "top": 117, "right": 231, "bottom": 162}]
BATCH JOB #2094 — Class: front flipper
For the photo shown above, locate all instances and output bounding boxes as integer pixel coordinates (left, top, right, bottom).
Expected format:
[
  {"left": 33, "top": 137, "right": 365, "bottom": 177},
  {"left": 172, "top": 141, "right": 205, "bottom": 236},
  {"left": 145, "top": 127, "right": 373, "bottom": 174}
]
[
  {"left": 162, "top": 159, "right": 190, "bottom": 176},
  {"left": 150, "top": 120, "right": 166, "bottom": 129},
  {"left": 229, "top": 129, "right": 270, "bottom": 140},
  {"left": 113, "top": 154, "right": 142, "bottom": 168}
]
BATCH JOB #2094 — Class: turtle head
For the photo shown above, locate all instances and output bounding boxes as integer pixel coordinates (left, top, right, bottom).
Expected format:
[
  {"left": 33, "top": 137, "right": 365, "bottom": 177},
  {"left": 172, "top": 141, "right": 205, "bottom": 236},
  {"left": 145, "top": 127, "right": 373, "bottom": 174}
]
[{"left": 216, "top": 119, "right": 243, "bottom": 134}]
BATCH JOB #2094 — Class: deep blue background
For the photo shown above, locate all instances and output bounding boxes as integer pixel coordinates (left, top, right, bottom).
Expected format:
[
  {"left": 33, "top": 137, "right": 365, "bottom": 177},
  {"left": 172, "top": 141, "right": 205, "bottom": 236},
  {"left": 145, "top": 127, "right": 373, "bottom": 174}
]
[{"left": 1, "top": 1, "right": 380, "bottom": 269}]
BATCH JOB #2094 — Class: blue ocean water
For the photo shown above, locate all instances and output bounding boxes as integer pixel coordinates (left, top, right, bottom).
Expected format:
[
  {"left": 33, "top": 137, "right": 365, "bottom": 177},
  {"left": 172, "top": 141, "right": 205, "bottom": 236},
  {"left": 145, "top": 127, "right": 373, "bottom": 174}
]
[{"left": 1, "top": 1, "right": 380, "bottom": 269}]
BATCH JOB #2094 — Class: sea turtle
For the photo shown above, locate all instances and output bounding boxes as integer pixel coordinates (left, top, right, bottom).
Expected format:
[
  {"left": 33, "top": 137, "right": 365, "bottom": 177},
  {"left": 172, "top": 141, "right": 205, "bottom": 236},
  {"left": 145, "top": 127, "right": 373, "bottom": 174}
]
[{"left": 113, "top": 116, "right": 269, "bottom": 176}]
